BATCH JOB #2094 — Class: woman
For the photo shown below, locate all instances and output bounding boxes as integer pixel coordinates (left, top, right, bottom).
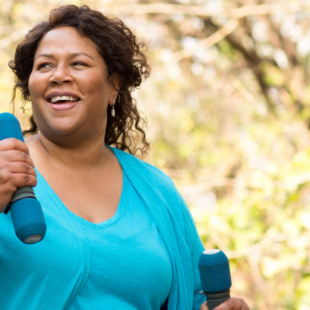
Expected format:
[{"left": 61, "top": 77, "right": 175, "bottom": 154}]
[{"left": 0, "top": 5, "right": 249, "bottom": 310}]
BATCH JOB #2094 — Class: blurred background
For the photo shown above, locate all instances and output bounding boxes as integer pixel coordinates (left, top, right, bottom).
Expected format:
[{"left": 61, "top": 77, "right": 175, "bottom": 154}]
[{"left": 1, "top": 0, "right": 310, "bottom": 308}]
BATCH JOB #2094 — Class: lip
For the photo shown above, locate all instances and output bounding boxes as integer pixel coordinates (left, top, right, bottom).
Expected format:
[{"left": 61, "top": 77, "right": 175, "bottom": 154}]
[
  {"left": 45, "top": 91, "right": 81, "bottom": 112},
  {"left": 47, "top": 100, "right": 79, "bottom": 111},
  {"left": 45, "top": 91, "right": 81, "bottom": 101}
]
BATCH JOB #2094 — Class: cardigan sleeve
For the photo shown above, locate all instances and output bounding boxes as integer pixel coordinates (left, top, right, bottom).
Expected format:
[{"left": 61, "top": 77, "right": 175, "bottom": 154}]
[{"left": 174, "top": 188, "right": 207, "bottom": 310}]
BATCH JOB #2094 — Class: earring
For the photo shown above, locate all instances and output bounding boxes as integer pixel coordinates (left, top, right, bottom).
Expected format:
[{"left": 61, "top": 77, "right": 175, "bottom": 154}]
[{"left": 111, "top": 101, "right": 115, "bottom": 117}]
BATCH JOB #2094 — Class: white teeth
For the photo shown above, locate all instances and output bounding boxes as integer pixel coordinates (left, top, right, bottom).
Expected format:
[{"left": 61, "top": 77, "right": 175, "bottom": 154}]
[{"left": 50, "top": 96, "right": 79, "bottom": 103}]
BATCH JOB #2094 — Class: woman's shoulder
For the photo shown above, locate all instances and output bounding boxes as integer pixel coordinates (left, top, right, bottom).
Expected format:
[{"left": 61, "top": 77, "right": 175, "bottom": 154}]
[
  {"left": 111, "top": 147, "right": 176, "bottom": 191},
  {"left": 112, "top": 147, "right": 200, "bottom": 241}
]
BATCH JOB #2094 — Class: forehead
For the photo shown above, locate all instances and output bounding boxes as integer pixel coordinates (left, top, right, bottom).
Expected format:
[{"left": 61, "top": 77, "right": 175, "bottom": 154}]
[{"left": 35, "top": 27, "right": 100, "bottom": 58}]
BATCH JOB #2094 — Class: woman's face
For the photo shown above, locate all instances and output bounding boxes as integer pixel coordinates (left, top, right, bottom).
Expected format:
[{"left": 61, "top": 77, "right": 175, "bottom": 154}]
[{"left": 29, "top": 26, "right": 117, "bottom": 143}]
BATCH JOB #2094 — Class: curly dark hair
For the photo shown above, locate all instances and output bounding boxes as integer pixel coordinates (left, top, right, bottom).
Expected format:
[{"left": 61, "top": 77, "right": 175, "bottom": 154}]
[{"left": 9, "top": 5, "right": 150, "bottom": 155}]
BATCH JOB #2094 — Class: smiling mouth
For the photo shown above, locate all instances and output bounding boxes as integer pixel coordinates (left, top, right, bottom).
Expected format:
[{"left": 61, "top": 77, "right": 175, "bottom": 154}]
[{"left": 46, "top": 95, "right": 81, "bottom": 104}]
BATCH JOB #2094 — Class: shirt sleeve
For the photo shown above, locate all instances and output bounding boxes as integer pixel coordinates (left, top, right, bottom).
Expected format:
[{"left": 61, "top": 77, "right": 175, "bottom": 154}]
[{"left": 175, "top": 189, "right": 207, "bottom": 310}]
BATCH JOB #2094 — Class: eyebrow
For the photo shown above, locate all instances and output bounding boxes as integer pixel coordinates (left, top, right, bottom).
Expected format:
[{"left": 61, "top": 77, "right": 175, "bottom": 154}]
[{"left": 35, "top": 52, "right": 95, "bottom": 61}]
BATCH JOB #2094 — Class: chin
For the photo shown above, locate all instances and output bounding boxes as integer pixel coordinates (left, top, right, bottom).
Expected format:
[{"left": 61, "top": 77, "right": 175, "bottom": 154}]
[{"left": 40, "top": 117, "right": 82, "bottom": 137}]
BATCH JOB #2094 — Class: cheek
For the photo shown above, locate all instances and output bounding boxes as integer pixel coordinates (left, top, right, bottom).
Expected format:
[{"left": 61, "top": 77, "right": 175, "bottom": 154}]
[
  {"left": 28, "top": 72, "right": 43, "bottom": 98},
  {"left": 83, "top": 72, "right": 109, "bottom": 97},
  {"left": 28, "top": 73, "right": 35, "bottom": 96}
]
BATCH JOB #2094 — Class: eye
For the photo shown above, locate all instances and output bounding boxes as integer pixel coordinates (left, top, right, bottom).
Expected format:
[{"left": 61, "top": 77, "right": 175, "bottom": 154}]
[
  {"left": 38, "top": 63, "right": 53, "bottom": 70},
  {"left": 72, "top": 62, "right": 88, "bottom": 67}
]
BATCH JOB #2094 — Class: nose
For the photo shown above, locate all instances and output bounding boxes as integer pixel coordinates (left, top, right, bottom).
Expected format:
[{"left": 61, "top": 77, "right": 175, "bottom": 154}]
[{"left": 49, "top": 64, "right": 73, "bottom": 85}]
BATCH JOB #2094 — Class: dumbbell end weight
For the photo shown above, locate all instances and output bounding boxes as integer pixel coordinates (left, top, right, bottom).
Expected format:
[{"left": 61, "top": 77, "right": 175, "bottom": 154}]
[{"left": 10, "top": 197, "right": 46, "bottom": 244}]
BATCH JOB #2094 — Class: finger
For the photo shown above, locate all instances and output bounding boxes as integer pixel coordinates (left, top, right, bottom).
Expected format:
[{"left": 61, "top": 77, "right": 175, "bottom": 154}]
[
  {"left": 214, "top": 299, "right": 232, "bottom": 310},
  {"left": 0, "top": 173, "right": 37, "bottom": 201},
  {"left": 14, "top": 173, "right": 37, "bottom": 187},
  {"left": 1, "top": 150, "right": 35, "bottom": 167},
  {"left": 240, "top": 299, "right": 250, "bottom": 310},
  {"left": 200, "top": 301, "right": 209, "bottom": 310},
  {"left": 9, "top": 162, "right": 37, "bottom": 177},
  {"left": 214, "top": 297, "right": 242, "bottom": 310},
  {"left": 11, "top": 173, "right": 37, "bottom": 188},
  {"left": 0, "top": 138, "right": 30, "bottom": 155}
]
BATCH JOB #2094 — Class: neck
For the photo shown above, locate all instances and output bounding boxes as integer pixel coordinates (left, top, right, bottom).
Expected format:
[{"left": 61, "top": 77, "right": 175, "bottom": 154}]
[{"left": 26, "top": 131, "right": 111, "bottom": 173}]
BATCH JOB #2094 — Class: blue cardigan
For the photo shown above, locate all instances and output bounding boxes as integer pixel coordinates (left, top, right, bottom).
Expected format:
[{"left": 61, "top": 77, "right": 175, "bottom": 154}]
[
  {"left": 0, "top": 147, "right": 205, "bottom": 310},
  {"left": 112, "top": 148, "right": 206, "bottom": 310}
]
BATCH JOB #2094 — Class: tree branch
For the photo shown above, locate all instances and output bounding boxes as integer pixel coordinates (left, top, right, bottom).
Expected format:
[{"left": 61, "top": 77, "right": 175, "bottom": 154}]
[
  {"left": 108, "top": 2, "right": 307, "bottom": 19},
  {"left": 173, "top": 19, "right": 239, "bottom": 61},
  {"left": 225, "top": 232, "right": 310, "bottom": 259},
  {"left": 0, "top": 28, "right": 28, "bottom": 50},
  {"left": 178, "top": 172, "right": 310, "bottom": 195}
]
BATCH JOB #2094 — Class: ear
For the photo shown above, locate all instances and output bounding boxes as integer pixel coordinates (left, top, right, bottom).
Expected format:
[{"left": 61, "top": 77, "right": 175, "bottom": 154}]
[{"left": 108, "top": 74, "right": 120, "bottom": 106}]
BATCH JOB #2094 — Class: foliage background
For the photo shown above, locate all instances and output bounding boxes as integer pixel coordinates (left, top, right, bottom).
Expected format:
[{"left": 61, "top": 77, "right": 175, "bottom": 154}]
[{"left": 1, "top": 0, "right": 310, "bottom": 309}]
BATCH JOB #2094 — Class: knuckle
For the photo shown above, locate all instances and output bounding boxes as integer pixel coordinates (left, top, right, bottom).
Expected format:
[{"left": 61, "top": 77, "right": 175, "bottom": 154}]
[
  {"left": 7, "top": 184, "right": 17, "bottom": 192},
  {"left": 240, "top": 298, "right": 248, "bottom": 307},
  {"left": 23, "top": 163, "right": 31, "bottom": 172},
  {"left": 225, "top": 298, "right": 234, "bottom": 307},
  {"left": 7, "top": 138, "right": 19, "bottom": 148},
  {"left": 22, "top": 152, "right": 28, "bottom": 161},
  {"left": 23, "top": 174, "right": 30, "bottom": 183},
  {"left": 0, "top": 138, "right": 16, "bottom": 151},
  {"left": 0, "top": 170, "right": 4, "bottom": 183},
  {"left": 17, "top": 151, "right": 28, "bottom": 162},
  {"left": 0, "top": 176, "right": 16, "bottom": 195},
  {"left": 0, "top": 170, "right": 11, "bottom": 183}
]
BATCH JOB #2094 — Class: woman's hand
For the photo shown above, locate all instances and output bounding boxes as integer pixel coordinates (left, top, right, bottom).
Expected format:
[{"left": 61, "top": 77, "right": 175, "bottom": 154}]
[
  {"left": 0, "top": 138, "right": 37, "bottom": 213},
  {"left": 200, "top": 297, "right": 250, "bottom": 310}
]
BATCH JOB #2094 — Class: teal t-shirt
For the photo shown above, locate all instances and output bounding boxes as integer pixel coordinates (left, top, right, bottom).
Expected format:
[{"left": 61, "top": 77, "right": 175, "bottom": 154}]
[{"left": 0, "top": 168, "right": 172, "bottom": 309}]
